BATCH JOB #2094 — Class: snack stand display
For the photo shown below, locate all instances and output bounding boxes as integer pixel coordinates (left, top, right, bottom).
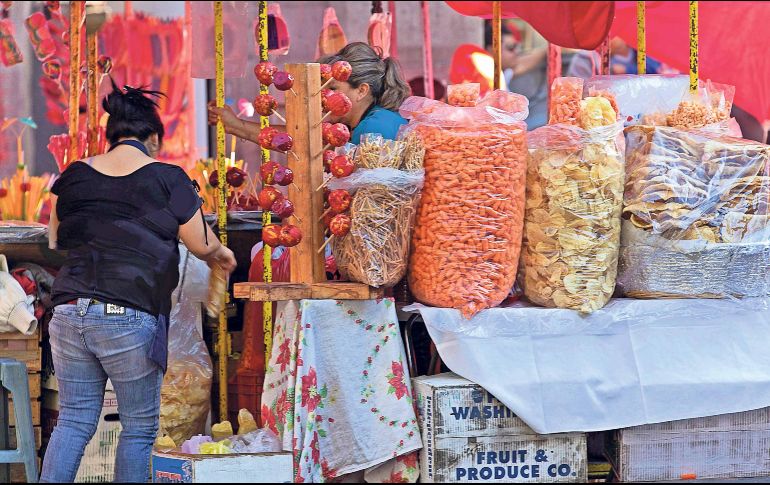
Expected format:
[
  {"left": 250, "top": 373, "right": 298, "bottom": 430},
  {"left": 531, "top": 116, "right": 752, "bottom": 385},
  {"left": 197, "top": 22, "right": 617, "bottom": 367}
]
[{"left": 3, "top": 1, "right": 770, "bottom": 483}]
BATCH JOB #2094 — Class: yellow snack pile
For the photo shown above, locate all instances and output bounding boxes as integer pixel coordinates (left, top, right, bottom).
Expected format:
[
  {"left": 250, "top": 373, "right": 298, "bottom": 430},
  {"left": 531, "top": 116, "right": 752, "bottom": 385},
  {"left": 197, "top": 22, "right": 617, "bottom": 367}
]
[
  {"left": 238, "top": 409, "right": 258, "bottom": 435},
  {"left": 579, "top": 97, "right": 617, "bottom": 130},
  {"left": 211, "top": 421, "right": 234, "bottom": 441}
]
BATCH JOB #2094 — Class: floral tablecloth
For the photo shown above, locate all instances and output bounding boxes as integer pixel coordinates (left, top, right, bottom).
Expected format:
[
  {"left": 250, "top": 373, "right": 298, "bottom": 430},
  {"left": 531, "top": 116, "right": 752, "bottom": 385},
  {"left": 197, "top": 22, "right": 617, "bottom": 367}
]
[{"left": 261, "top": 299, "right": 422, "bottom": 483}]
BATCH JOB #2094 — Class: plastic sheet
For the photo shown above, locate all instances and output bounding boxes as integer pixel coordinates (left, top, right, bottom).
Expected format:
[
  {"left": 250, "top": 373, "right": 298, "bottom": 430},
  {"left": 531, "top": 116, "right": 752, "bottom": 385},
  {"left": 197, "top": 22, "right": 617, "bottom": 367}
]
[
  {"left": 159, "top": 247, "right": 213, "bottom": 445},
  {"left": 0, "top": 222, "right": 48, "bottom": 244},
  {"left": 229, "top": 428, "right": 282, "bottom": 454},
  {"left": 401, "top": 91, "right": 529, "bottom": 318},
  {"left": 0, "top": 18, "right": 23, "bottom": 66},
  {"left": 329, "top": 134, "right": 425, "bottom": 288},
  {"left": 523, "top": 118, "right": 625, "bottom": 313},
  {"left": 190, "top": 1, "right": 248, "bottom": 79},
  {"left": 316, "top": 7, "right": 347, "bottom": 58},
  {"left": 406, "top": 297, "right": 770, "bottom": 434},
  {"left": 367, "top": 12, "right": 391, "bottom": 58},
  {"left": 619, "top": 126, "right": 770, "bottom": 298}
]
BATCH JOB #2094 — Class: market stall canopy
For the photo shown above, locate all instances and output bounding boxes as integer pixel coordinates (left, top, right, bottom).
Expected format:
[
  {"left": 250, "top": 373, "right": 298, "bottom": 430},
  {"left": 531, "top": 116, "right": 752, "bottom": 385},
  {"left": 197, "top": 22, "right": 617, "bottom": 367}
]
[
  {"left": 611, "top": 1, "right": 770, "bottom": 125},
  {"left": 445, "top": 1, "right": 615, "bottom": 50}
]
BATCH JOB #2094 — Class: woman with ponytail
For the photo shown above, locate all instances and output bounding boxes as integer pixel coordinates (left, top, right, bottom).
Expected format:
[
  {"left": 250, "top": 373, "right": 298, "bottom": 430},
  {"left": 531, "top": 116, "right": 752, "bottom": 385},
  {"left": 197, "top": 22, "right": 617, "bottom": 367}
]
[
  {"left": 42, "top": 81, "right": 236, "bottom": 483},
  {"left": 209, "top": 42, "right": 411, "bottom": 144}
]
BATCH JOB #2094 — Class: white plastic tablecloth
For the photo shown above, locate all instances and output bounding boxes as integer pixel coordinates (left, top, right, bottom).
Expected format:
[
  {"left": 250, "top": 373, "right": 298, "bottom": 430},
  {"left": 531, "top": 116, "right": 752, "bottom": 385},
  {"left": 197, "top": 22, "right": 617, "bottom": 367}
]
[{"left": 405, "top": 298, "right": 770, "bottom": 434}]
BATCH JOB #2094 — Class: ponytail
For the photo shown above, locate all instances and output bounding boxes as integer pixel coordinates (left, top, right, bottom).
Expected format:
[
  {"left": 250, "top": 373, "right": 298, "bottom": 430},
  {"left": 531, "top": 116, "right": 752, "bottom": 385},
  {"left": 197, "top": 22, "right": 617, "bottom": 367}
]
[{"left": 379, "top": 57, "right": 410, "bottom": 111}]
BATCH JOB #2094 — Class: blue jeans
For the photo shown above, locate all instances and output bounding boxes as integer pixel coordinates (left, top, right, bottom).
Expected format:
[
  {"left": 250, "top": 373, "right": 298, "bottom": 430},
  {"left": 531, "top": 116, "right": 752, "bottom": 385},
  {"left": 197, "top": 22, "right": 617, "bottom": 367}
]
[{"left": 40, "top": 298, "right": 163, "bottom": 483}]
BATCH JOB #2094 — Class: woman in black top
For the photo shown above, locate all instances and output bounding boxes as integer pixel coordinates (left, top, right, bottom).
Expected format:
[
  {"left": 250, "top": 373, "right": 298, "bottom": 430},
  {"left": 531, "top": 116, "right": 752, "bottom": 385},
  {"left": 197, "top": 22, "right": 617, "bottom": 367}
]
[{"left": 41, "top": 82, "right": 236, "bottom": 483}]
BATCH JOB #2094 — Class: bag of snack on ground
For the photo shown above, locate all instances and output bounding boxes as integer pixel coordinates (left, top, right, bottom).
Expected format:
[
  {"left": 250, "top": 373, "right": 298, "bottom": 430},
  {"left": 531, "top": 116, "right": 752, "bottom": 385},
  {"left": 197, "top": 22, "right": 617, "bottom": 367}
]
[
  {"left": 523, "top": 97, "right": 625, "bottom": 313},
  {"left": 401, "top": 91, "right": 529, "bottom": 318}
]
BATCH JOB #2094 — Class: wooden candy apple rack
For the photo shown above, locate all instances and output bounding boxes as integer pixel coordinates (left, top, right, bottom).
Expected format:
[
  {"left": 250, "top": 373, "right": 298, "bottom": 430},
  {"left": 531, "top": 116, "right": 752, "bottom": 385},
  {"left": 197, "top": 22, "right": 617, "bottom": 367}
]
[{"left": 234, "top": 63, "right": 383, "bottom": 302}]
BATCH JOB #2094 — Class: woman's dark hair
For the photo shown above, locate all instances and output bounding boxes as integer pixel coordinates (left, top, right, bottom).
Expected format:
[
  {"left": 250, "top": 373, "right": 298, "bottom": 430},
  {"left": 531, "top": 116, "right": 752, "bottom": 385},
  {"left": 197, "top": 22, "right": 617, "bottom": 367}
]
[
  {"left": 319, "top": 42, "right": 410, "bottom": 111},
  {"left": 102, "top": 79, "right": 166, "bottom": 146}
]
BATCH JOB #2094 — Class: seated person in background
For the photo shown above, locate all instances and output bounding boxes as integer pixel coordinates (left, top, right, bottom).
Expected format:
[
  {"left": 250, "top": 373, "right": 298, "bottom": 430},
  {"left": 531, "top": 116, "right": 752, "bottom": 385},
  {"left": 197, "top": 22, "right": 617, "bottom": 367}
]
[
  {"left": 485, "top": 21, "right": 548, "bottom": 129},
  {"left": 567, "top": 37, "right": 664, "bottom": 79}
]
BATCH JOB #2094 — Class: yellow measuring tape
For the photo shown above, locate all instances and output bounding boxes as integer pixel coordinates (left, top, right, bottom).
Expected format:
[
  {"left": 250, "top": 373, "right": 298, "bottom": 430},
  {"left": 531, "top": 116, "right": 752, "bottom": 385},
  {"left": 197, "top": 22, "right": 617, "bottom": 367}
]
[
  {"left": 637, "top": 1, "right": 646, "bottom": 75},
  {"left": 689, "top": 1, "right": 698, "bottom": 93},
  {"left": 214, "top": 1, "right": 230, "bottom": 422},
  {"left": 259, "top": 1, "right": 274, "bottom": 363}
]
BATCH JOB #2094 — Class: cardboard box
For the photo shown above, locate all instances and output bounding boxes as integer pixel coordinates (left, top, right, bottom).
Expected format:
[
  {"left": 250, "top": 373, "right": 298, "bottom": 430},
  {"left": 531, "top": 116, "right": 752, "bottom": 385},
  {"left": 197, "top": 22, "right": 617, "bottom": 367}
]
[
  {"left": 414, "top": 373, "right": 587, "bottom": 483},
  {"left": 609, "top": 407, "right": 770, "bottom": 482},
  {"left": 152, "top": 451, "right": 293, "bottom": 483},
  {"left": 42, "top": 389, "right": 121, "bottom": 483}
]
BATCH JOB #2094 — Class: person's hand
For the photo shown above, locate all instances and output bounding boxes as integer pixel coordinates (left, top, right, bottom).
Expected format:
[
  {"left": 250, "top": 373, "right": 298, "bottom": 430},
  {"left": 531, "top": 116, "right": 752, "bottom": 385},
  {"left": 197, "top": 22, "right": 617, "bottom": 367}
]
[
  {"left": 210, "top": 246, "right": 237, "bottom": 275},
  {"left": 207, "top": 101, "right": 239, "bottom": 134}
]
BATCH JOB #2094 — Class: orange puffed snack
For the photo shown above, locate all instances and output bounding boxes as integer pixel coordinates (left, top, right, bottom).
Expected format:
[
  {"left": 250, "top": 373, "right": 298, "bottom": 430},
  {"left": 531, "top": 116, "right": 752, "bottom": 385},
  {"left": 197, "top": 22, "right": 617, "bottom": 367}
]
[
  {"left": 549, "top": 77, "right": 584, "bottom": 125},
  {"left": 448, "top": 83, "right": 481, "bottom": 107},
  {"left": 400, "top": 93, "right": 529, "bottom": 318}
]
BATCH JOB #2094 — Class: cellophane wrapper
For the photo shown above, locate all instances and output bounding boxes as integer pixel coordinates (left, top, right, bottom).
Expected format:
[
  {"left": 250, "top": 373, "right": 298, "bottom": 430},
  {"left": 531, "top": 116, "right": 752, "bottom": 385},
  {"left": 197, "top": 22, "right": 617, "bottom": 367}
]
[
  {"left": 619, "top": 125, "right": 770, "bottom": 298},
  {"left": 329, "top": 134, "right": 425, "bottom": 288},
  {"left": 400, "top": 92, "right": 529, "bottom": 318},
  {"left": 160, "top": 247, "right": 213, "bottom": 445},
  {"left": 523, "top": 120, "right": 625, "bottom": 313}
]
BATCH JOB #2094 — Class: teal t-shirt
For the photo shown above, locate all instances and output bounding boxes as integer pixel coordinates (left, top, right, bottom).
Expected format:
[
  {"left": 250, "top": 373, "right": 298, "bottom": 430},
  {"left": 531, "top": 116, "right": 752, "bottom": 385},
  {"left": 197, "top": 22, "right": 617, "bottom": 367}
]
[{"left": 351, "top": 105, "right": 408, "bottom": 144}]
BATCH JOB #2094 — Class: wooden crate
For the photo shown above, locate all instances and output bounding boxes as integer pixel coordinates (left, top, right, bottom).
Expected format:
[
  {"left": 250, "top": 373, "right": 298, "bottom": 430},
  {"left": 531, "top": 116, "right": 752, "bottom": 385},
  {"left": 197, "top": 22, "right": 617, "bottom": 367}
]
[
  {"left": 9, "top": 425, "right": 42, "bottom": 449},
  {"left": 9, "top": 457, "right": 41, "bottom": 483},
  {"left": 0, "top": 331, "right": 41, "bottom": 373},
  {"left": 9, "top": 399, "right": 41, "bottom": 427}
]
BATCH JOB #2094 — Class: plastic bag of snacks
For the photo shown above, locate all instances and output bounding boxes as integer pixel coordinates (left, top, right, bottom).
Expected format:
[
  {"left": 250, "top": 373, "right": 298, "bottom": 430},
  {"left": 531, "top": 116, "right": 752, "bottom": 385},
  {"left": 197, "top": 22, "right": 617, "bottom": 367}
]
[
  {"left": 330, "top": 133, "right": 424, "bottom": 288},
  {"left": 523, "top": 97, "right": 625, "bottom": 313},
  {"left": 448, "top": 83, "right": 481, "bottom": 107},
  {"left": 400, "top": 91, "right": 529, "bottom": 318},
  {"left": 160, "top": 248, "right": 213, "bottom": 445},
  {"left": 548, "top": 77, "right": 584, "bottom": 125},
  {"left": 585, "top": 75, "right": 740, "bottom": 135},
  {"left": 619, "top": 125, "right": 770, "bottom": 298}
]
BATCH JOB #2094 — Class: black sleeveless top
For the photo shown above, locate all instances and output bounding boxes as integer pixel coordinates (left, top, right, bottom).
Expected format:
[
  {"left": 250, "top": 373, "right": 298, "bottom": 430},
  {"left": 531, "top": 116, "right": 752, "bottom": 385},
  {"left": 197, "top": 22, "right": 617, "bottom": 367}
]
[{"left": 50, "top": 148, "right": 203, "bottom": 371}]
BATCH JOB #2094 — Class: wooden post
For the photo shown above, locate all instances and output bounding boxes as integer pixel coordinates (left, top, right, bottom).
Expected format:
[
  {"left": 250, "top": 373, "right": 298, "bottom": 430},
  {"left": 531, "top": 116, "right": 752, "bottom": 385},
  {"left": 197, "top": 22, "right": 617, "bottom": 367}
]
[
  {"left": 546, "top": 43, "right": 562, "bottom": 120},
  {"left": 86, "top": 31, "right": 98, "bottom": 156},
  {"left": 389, "top": 0, "right": 398, "bottom": 59},
  {"left": 420, "top": 1, "right": 434, "bottom": 99},
  {"left": 600, "top": 35, "right": 610, "bottom": 75},
  {"left": 492, "top": 1, "right": 502, "bottom": 90},
  {"left": 637, "top": 0, "right": 646, "bottom": 75},
  {"left": 285, "top": 64, "right": 325, "bottom": 285},
  {"left": 258, "top": 0, "right": 273, "bottom": 361},
  {"left": 68, "top": 1, "right": 84, "bottom": 165},
  {"left": 689, "top": 1, "right": 698, "bottom": 93},
  {"left": 213, "top": 0, "right": 230, "bottom": 424}
]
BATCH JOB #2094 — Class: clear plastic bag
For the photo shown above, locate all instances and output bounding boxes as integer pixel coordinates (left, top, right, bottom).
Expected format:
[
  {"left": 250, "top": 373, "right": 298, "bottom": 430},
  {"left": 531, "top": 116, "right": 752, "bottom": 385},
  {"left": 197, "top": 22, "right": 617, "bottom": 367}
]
[
  {"left": 367, "top": 12, "right": 391, "bottom": 58},
  {"left": 523, "top": 119, "right": 625, "bottom": 313},
  {"left": 329, "top": 135, "right": 425, "bottom": 288},
  {"left": 585, "top": 75, "right": 738, "bottom": 135},
  {"left": 548, "top": 77, "right": 584, "bottom": 125},
  {"left": 619, "top": 125, "right": 770, "bottom": 298},
  {"left": 229, "top": 428, "right": 282, "bottom": 454},
  {"left": 160, "top": 247, "right": 214, "bottom": 445},
  {"left": 400, "top": 91, "right": 529, "bottom": 318},
  {"left": 448, "top": 83, "right": 480, "bottom": 107}
]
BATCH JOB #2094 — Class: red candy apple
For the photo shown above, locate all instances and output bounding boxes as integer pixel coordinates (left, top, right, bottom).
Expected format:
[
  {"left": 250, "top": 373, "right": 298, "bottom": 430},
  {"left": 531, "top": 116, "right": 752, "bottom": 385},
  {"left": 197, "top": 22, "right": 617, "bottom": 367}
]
[
  {"left": 279, "top": 225, "right": 303, "bottom": 247},
  {"left": 254, "top": 62, "right": 277, "bottom": 85},
  {"left": 258, "top": 127, "right": 278, "bottom": 150},
  {"left": 329, "top": 214, "right": 352, "bottom": 237},
  {"left": 260, "top": 161, "right": 280, "bottom": 185},
  {"left": 271, "top": 132, "right": 294, "bottom": 152},
  {"left": 330, "top": 155, "right": 356, "bottom": 178},
  {"left": 320, "top": 63, "right": 333, "bottom": 82},
  {"left": 271, "top": 198, "right": 295, "bottom": 218},
  {"left": 226, "top": 167, "right": 246, "bottom": 188},
  {"left": 327, "top": 123, "right": 351, "bottom": 147},
  {"left": 262, "top": 224, "right": 282, "bottom": 247},
  {"left": 331, "top": 61, "right": 352, "bottom": 82},
  {"left": 252, "top": 94, "right": 278, "bottom": 117},
  {"left": 326, "top": 92, "right": 352, "bottom": 117},
  {"left": 327, "top": 189, "right": 351, "bottom": 213},
  {"left": 273, "top": 165, "right": 294, "bottom": 186},
  {"left": 258, "top": 187, "right": 283, "bottom": 211},
  {"left": 273, "top": 71, "right": 295, "bottom": 92}
]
